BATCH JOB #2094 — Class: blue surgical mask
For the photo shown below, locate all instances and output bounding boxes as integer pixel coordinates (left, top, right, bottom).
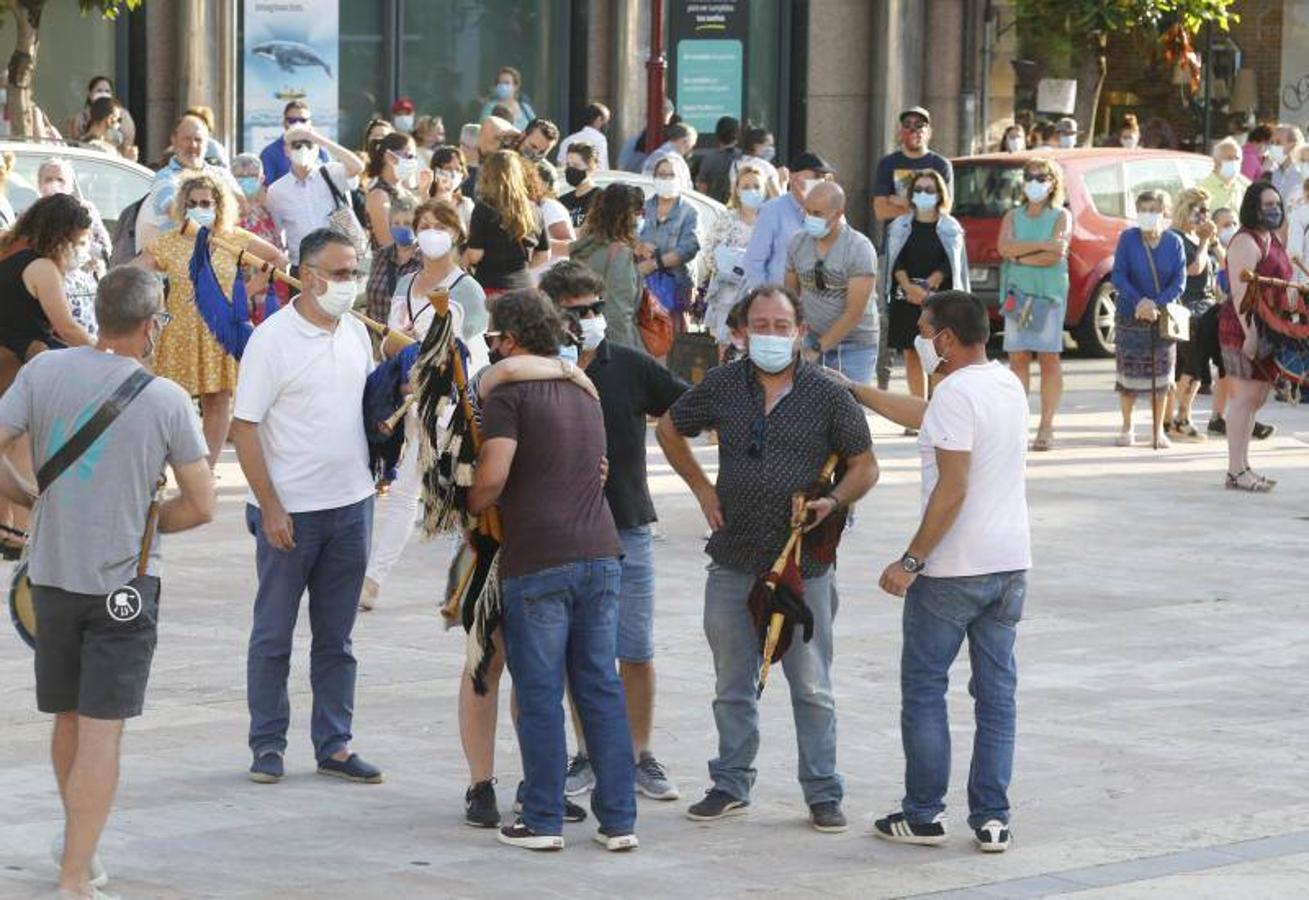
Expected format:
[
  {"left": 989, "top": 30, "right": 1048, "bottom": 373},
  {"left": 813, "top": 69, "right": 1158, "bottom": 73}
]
[
  {"left": 635, "top": 215, "right": 647, "bottom": 234},
  {"left": 186, "top": 207, "right": 216, "bottom": 228},
  {"left": 748, "top": 333, "right": 797, "bottom": 373},
  {"left": 391, "top": 225, "right": 415, "bottom": 246},
  {"left": 911, "top": 191, "right": 938, "bottom": 211},
  {"left": 237, "top": 176, "right": 261, "bottom": 198},
  {"left": 758, "top": 145, "right": 776, "bottom": 162},
  {"left": 559, "top": 343, "right": 579, "bottom": 364},
  {"left": 739, "top": 188, "right": 766, "bottom": 209},
  {"left": 802, "top": 214, "right": 830, "bottom": 239},
  {"left": 494, "top": 82, "right": 513, "bottom": 100}
]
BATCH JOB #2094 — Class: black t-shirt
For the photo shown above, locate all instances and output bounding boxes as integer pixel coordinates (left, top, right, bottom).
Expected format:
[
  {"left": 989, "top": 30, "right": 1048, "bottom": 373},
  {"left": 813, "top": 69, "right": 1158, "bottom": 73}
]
[
  {"left": 586, "top": 340, "right": 688, "bottom": 530},
  {"left": 1173, "top": 228, "right": 1213, "bottom": 305},
  {"left": 560, "top": 187, "right": 599, "bottom": 230},
  {"left": 894, "top": 219, "right": 952, "bottom": 287},
  {"left": 467, "top": 201, "right": 547, "bottom": 290},
  {"left": 695, "top": 146, "right": 740, "bottom": 204},
  {"left": 872, "top": 149, "right": 954, "bottom": 199}
]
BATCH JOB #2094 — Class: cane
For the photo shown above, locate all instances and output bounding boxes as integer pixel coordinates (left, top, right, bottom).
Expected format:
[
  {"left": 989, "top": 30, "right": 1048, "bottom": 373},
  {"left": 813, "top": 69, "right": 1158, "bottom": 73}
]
[{"left": 1150, "top": 322, "right": 1159, "bottom": 451}]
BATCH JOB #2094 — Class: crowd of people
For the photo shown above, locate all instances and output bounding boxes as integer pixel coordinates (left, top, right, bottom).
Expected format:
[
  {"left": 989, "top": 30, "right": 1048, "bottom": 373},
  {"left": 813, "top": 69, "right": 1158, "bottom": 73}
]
[{"left": 0, "top": 63, "right": 1302, "bottom": 899}]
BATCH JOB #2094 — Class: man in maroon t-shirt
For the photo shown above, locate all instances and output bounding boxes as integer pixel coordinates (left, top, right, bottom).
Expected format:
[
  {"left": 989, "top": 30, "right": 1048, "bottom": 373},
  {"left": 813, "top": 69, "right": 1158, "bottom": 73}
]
[{"left": 470, "top": 288, "right": 637, "bottom": 853}]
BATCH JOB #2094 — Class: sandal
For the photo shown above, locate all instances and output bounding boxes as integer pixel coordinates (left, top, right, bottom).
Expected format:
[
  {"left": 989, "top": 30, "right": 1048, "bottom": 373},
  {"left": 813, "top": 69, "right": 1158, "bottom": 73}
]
[
  {"left": 1226, "top": 468, "right": 1274, "bottom": 493},
  {"left": 1030, "top": 428, "right": 1055, "bottom": 452}
]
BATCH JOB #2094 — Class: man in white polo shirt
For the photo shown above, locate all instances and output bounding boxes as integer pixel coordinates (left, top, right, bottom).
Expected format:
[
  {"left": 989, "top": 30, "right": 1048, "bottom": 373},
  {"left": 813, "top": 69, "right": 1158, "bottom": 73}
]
[
  {"left": 230, "top": 228, "right": 382, "bottom": 786},
  {"left": 264, "top": 125, "right": 365, "bottom": 272},
  {"left": 843, "top": 291, "right": 1030, "bottom": 855}
]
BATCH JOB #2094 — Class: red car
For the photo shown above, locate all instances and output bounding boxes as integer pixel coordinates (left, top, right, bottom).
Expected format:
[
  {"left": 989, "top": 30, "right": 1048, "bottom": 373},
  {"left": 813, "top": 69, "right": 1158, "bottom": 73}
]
[{"left": 951, "top": 149, "right": 1214, "bottom": 356}]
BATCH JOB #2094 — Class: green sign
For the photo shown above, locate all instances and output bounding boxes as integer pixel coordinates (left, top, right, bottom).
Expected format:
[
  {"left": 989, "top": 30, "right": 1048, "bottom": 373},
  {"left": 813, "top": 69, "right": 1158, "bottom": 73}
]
[{"left": 675, "top": 39, "right": 744, "bottom": 134}]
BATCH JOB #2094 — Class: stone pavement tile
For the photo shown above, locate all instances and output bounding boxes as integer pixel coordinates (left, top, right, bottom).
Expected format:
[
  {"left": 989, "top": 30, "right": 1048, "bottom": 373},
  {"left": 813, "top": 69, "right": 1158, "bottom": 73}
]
[{"left": 1059, "top": 851, "right": 1309, "bottom": 899}]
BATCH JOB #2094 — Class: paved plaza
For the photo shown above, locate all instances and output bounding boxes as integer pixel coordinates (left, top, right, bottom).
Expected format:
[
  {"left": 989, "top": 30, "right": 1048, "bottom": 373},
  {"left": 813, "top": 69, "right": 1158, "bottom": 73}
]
[{"left": 2, "top": 359, "right": 1307, "bottom": 899}]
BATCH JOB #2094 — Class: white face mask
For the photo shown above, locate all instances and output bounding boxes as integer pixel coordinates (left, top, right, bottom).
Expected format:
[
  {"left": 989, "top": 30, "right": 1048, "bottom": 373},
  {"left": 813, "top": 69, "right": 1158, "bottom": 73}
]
[
  {"left": 417, "top": 228, "right": 453, "bottom": 259},
  {"left": 314, "top": 276, "right": 357, "bottom": 318},
  {"left": 290, "top": 146, "right": 317, "bottom": 169},
  {"left": 1004, "top": 136, "right": 1025, "bottom": 152},
  {"left": 1219, "top": 159, "right": 1239, "bottom": 180},
  {"left": 654, "top": 176, "right": 679, "bottom": 199},
  {"left": 1218, "top": 224, "right": 1238, "bottom": 246},
  {"left": 394, "top": 156, "right": 419, "bottom": 182},
  {"left": 1137, "top": 211, "right": 1162, "bottom": 232},
  {"left": 1268, "top": 143, "right": 1287, "bottom": 165},
  {"left": 1058, "top": 134, "right": 1077, "bottom": 149},
  {"left": 914, "top": 332, "right": 945, "bottom": 373},
  {"left": 1119, "top": 135, "right": 1138, "bottom": 149},
  {"left": 801, "top": 178, "right": 820, "bottom": 198},
  {"left": 579, "top": 314, "right": 607, "bottom": 351},
  {"left": 393, "top": 114, "right": 414, "bottom": 133}
]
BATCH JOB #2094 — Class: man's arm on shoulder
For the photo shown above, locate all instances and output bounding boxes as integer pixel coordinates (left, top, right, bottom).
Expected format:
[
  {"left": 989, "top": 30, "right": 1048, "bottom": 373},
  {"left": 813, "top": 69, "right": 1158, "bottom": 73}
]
[
  {"left": 468, "top": 437, "right": 516, "bottom": 514},
  {"left": 159, "top": 458, "right": 215, "bottom": 533}
]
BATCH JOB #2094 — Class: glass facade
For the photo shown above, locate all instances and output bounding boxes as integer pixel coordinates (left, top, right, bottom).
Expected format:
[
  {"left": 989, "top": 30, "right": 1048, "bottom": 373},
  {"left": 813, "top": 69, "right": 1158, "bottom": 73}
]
[{"left": 339, "top": 2, "right": 388, "bottom": 152}]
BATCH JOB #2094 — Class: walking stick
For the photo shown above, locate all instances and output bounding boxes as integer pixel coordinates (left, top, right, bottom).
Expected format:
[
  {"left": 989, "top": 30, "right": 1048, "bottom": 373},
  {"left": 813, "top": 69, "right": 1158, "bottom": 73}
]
[{"left": 1150, "top": 323, "right": 1159, "bottom": 451}]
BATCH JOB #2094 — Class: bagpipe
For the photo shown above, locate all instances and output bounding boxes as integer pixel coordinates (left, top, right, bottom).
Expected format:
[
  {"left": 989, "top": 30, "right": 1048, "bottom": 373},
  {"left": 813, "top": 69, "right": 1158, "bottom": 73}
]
[{"left": 1238, "top": 269, "right": 1309, "bottom": 385}]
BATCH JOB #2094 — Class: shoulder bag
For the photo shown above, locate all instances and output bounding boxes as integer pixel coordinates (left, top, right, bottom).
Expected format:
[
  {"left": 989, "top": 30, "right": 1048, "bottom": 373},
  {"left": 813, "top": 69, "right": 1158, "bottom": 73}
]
[
  {"left": 1142, "top": 236, "right": 1190, "bottom": 343},
  {"left": 319, "top": 166, "right": 370, "bottom": 258},
  {"left": 603, "top": 241, "right": 672, "bottom": 358}
]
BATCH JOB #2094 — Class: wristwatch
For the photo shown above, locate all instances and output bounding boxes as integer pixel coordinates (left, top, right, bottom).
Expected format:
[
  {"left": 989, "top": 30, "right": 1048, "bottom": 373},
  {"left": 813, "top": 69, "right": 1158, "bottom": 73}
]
[{"left": 900, "top": 553, "right": 925, "bottom": 574}]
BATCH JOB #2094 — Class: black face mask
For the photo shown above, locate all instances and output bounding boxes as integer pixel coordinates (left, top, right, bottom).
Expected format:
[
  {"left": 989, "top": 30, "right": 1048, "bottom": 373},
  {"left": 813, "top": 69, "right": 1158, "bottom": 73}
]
[
  {"left": 564, "top": 167, "right": 587, "bottom": 187},
  {"left": 488, "top": 346, "right": 505, "bottom": 365},
  {"left": 1261, "top": 207, "right": 1284, "bottom": 230}
]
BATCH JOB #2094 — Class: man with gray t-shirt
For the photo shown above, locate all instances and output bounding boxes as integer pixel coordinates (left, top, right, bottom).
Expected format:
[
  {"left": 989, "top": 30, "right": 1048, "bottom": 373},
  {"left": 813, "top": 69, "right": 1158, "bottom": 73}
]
[
  {"left": 0, "top": 266, "right": 214, "bottom": 899},
  {"left": 785, "top": 181, "right": 879, "bottom": 385}
]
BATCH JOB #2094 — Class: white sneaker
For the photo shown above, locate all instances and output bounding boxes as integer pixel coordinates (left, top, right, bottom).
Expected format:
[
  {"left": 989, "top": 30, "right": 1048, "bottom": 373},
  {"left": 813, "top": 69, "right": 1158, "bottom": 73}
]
[
  {"left": 51, "top": 833, "right": 108, "bottom": 888},
  {"left": 593, "top": 831, "right": 640, "bottom": 852},
  {"left": 974, "top": 819, "right": 1011, "bottom": 852},
  {"left": 1114, "top": 429, "right": 1135, "bottom": 447}
]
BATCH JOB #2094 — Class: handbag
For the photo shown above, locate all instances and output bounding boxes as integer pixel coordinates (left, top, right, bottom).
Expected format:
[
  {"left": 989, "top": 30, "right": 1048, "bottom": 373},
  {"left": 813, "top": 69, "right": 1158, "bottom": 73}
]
[
  {"left": 1142, "top": 236, "right": 1190, "bottom": 343},
  {"left": 319, "top": 166, "right": 370, "bottom": 257},
  {"left": 602, "top": 241, "right": 673, "bottom": 357}
]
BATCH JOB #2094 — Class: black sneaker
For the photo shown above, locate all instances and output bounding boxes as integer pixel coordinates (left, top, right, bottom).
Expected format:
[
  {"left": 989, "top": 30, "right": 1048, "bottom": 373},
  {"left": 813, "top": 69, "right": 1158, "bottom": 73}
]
[
  {"left": 1207, "top": 415, "right": 1226, "bottom": 435},
  {"left": 974, "top": 819, "right": 1011, "bottom": 853},
  {"left": 1253, "top": 421, "right": 1276, "bottom": 440},
  {"left": 465, "top": 779, "right": 500, "bottom": 828},
  {"left": 873, "top": 811, "right": 948, "bottom": 846},
  {"left": 512, "top": 782, "right": 588, "bottom": 823},
  {"left": 497, "top": 820, "right": 563, "bottom": 851},
  {"left": 809, "top": 801, "right": 848, "bottom": 833},
  {"left": 685, "top": 789, "right": 749, "bottom": 821}
]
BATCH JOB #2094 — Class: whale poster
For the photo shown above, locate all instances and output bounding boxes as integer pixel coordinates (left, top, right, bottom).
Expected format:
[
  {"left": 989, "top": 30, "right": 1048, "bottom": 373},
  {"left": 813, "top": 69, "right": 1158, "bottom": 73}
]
[{"left": 241, "top": 0, "right": 340, "bottom": 153}]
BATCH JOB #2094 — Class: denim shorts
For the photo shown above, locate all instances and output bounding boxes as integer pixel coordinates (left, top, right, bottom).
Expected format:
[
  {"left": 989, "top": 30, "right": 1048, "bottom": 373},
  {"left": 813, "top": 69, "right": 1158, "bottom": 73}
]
[
  {"left": 819, "top": 342, "right": 878, "bottom": 386},
  {"left": 616, "top": 525, "right": 656, "bottom": 663}
]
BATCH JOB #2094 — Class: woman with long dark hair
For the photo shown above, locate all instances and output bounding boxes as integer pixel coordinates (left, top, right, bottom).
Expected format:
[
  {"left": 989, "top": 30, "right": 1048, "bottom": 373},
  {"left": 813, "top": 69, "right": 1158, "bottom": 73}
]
[
  {"left": 364, "top": 131, "right": 420, "bottom": 251},
  {"left": 571, "top": 183, "right": 645, "bottom": 348}
]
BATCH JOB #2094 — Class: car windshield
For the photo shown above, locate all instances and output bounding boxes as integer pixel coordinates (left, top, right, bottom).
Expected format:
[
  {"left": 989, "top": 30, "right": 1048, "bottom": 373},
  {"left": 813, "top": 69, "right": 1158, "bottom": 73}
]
[
  {"left": 7, "top": 150, "right": 151, "bottom": 228},
  {"left": 952, "top": 164, "right": 1026, "bottom": 218}
]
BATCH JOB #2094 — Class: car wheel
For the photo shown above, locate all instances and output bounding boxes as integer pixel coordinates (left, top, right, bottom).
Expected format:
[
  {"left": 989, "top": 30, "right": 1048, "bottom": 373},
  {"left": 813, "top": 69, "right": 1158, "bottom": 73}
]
[{"left": 1073, "top": 279, "right": 1117, "bottom": 357}]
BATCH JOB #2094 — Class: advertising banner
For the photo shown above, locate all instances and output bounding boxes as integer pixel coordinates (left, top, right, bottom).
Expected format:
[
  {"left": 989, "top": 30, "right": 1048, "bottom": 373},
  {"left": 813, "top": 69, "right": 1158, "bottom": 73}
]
[
  {"left": 669, "top": 1, "right": 750, "bottom": 135},
  {"left": 242, "top": 0, "right": 339, "bottom": 152}
]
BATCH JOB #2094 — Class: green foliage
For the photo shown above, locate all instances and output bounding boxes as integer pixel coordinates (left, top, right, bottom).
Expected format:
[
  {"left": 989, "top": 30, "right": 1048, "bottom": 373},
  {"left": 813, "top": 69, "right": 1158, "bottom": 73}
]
[
  {"left": 78, "top": 0, "right": 143, "bottom": 18},
  {"left": 1017, "top": 0, "right": 1237, "bottom": 42}
]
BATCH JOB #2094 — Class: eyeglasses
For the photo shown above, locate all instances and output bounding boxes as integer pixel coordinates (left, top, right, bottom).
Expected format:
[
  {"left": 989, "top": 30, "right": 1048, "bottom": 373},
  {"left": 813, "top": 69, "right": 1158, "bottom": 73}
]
[
  {"left": 747, "top": 413, "right": 767, "bottom": 459},
  {"left": 564, "top": 300, "right": 606, "bottom": 318},
  {"left": 813, "top": 259, "right": 828, "bottom": 292},
  {"left": 152, "top": 311, "right": 173, "bottom": 328}
]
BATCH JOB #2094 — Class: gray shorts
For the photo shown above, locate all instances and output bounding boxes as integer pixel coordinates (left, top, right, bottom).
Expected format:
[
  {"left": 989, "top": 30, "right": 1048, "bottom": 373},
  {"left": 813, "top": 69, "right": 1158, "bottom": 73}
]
[{"left": 33, "top": 583, "right": 158, "bottom": 720}]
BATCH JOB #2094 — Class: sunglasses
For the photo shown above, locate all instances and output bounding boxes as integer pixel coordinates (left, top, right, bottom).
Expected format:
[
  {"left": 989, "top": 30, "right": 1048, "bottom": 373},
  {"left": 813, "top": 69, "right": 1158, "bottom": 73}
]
[
  {"left": 289, "top": 140, "right": 314, "bottom": 151},
  {"left": 813, "top": 259, "right": 828, "bottom": 292},
  {"left": 564, "top": 300, "right": 606, "bottom": 318},
  {"left": 285, "top": 116, "right": 309, "bottom": 126},
  {"left": 482, "top": 330, "right": 504, "bottom": 348},
  {"left": 747, "top": 413, "right": 767, "bottom": 460},
  {"left": 1025, "top": 173, "right": 1051, "bottom": 183}
]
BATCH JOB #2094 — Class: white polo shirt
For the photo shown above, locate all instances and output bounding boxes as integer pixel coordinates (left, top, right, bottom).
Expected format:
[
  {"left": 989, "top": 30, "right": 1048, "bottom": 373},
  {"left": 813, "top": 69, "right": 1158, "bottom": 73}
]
[
  {"left": 918, "top": 361, "right": 1032, "bottom": 578},
  {"left": 234, "top": 300, "right": 375, "bottom": 513},
  {"left": 265, "top": 162, "right": 353, "bottom": 265}
]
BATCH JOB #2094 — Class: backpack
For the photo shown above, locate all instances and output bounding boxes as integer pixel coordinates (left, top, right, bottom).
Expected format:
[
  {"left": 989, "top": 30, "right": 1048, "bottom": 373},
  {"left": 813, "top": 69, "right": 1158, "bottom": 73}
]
[{"left": 108, "top": 194, "right": 147, "bottom": 266}]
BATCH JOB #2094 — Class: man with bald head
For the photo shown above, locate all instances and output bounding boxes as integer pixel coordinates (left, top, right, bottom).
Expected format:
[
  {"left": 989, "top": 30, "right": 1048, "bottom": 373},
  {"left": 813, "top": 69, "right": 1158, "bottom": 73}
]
[
  {"left": 784, "top": 180, "right": 879, "bottom": 384},
  {"left": 136, "top": 114, "right": 241, "bottom": 252}
]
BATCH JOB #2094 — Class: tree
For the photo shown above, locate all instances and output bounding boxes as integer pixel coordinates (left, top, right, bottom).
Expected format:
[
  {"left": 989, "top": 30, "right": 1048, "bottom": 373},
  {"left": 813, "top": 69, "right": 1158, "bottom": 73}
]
[
  {"left": 1, "top": 0, "right": 142, "bottom": 138},
  {"left": 1016, "top": 0, "right": 1237, "bottom": 145}
]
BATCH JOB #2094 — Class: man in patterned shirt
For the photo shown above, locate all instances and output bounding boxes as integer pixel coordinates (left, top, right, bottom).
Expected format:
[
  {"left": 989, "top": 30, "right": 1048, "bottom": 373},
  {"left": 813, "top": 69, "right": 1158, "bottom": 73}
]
[{"left": 656, "top": 283, "right": 878, "bottom": 834}]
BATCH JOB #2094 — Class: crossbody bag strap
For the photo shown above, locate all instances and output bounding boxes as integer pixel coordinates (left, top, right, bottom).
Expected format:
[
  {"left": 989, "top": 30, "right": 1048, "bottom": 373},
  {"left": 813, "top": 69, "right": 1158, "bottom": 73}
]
[
  {"left": 1142, "top": 233, "right": 1162, "bottom": 298},
  {"left": 36, "top": 368, "right": 154, "bottom": 494},
  {"left": 319, "top": 165, "right": 347, "bottom": 209}
]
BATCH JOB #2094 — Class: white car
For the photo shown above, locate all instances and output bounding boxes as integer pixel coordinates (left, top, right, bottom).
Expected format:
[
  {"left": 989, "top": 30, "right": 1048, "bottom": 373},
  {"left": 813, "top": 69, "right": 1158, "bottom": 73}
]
[{"left": 1, "top": 139, "right": 154, "bottom": 229}]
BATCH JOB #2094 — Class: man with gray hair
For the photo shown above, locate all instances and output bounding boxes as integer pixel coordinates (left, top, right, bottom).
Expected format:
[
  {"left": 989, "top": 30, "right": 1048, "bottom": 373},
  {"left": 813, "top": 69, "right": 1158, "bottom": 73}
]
[
  {"left": 1265, "top": 124, "right": 1306, "bottom": 201},
  {"left": 1198, "top": 136, "right": 1251, "bottom": 212},
  {"left": 0, "top": 265, "right": 215, "bottom": 898}
]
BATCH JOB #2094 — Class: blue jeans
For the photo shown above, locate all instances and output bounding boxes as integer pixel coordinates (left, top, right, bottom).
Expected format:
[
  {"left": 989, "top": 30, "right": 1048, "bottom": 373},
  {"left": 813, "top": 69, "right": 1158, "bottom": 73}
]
[
  {"left": 616, "top": 526, "right": 656, "bottom": 663},
  {"left": 502, "top": 558, "right": 635, "bottom": 836},
  {"left": 245, "top": 498, "right": 373, "bottom": 762},
  {"left": 819, "top": 341, "right": 877, "bottom": 386},
  {"left": 703, "top": 564, "right": 840, "bottom": 806},
  {"left": 901, "top": 571, "right": 1025, "bottom": 828}
]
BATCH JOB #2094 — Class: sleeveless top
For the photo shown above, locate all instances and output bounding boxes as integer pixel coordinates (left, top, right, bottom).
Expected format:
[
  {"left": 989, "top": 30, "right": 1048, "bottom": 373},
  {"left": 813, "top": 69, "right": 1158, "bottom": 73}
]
[
  {"left": 1219, "top": 228, "right": 1292, "bottom": 352},
  {"left": 1000, "top": 206, "right": 1069, "bottom": 305},
  {"left": 0, "top": 247, "right": 57, "bottom": 359}
]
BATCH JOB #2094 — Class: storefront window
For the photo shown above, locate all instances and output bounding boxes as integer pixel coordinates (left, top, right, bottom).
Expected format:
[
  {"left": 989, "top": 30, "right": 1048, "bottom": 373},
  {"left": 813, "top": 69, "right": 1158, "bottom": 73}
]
[
  {"left": 0, "top": 5, "right": 117, "bottom": 137},
  {"left": 745, "top": 0, "right": 782, "bottom": 137}
]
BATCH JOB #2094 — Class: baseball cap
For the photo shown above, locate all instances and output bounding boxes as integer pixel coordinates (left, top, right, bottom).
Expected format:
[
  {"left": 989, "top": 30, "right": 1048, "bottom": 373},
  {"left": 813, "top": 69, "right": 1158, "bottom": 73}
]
[
  {"left": 392, "top": 97, "right": 416, "bottom": 115},
  {"left": 1055, "top": 116, "right": 1080, "bottom": 134},
  {"left": 789, "top": 151, "right": 836, "bottom": 175},
  {"left": 899, "top": 106, "right": 932, "bottom": 125}
]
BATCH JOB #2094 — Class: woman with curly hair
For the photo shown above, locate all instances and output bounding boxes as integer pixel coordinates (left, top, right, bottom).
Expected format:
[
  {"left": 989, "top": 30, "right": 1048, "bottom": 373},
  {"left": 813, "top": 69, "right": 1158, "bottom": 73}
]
[
  {"left": 571, "top": 182, "right": 645, "bottom": 348},
  {"left": 137, "top": 173, "right": 286, "bottom": 467},
  {"left": 465, "top": 150, "right": 549, "bottom": 296}
]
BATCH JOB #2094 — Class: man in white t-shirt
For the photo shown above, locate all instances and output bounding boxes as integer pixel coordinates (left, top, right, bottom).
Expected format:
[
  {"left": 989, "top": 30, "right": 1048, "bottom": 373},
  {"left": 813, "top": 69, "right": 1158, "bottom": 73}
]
[
  {"left": 263, "top": 125, "right": 365, "bottom": 269},
  {"left": 230, "top": 229, "right": 383, "bottom": 786},
  {"left": 843, "top": 290, "right": 1030, "bottom": 855}
]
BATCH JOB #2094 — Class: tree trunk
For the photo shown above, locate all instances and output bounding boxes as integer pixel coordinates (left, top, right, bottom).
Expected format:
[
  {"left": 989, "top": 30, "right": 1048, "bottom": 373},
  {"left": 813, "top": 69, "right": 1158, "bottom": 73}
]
[
  {"left": 1073, "top": 31, "right": 1107, "bottom": 146},
  {"left": 5, "top": 1, "right": 44, "bottom": 138}
]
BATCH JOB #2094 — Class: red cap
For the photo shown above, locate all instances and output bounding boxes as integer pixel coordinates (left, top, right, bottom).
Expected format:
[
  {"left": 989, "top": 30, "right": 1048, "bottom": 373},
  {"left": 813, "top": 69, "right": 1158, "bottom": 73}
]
[{"left": 391, "top": 97, "right": 415, "bottom": 114}]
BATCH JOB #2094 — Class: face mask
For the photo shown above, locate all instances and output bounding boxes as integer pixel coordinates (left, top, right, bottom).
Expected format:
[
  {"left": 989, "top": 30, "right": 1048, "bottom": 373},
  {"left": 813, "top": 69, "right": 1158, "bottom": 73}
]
[
  {"left": 393, "top": 115, "right": 414, "bottom": 133},
  {"left": 1218, "top": 224, "right": 1238, "bottom": 246},
  {"left": 417, "top": 228, "right": 453, "bottom": 259},
  {"left": 314, "top": 276, "right": 357, "bottom": 318},
  {"left": 739, "top": 187, "right": 766, "bottom": 209},
  {"left": 1119, "top": 135, "right": 1138, "bottom": 149},
  {"left": 494, "top": 82, "right": 514, "bottom": 100},
  {"left": 435, "top": 168, "right": 458, "bottom": 190},
  {"left": 237, "top": 176, "right": 261, "bottom": 198},
  {"left": 748, "top": 333, "right": 796, "bottom": 373},
  {"left": 1220, "top": 159, "right": 1239, "bottom": 180},
  {"left": 107, "top": 125, "right": 124, "bottom": 145},
  {"left": 579, "top": 314, "right": 607, "bottom": 351},
  {"left": 911, "top": 191, "right": 938, "bottom": 212},
  {"left": 290, "top": 146, "right": 317, "bottom": 168},
  {"left": 394, "top": 156, "right": 419, "bottom": 181},
  {"left": 634, "top": 216, "right": 646, "bottom": 234},
  {"left": 1268, "top": 144, "right": 1287, "bottom": 165},
  {"left": 654, "top": 177, "right": 679, "bottom": 199},
  {"left": 1261, "top": 207, "right": 1284, "bottom": 230},
  {"left": 75, "top": 243, "right": 93, "bottom": 267},
  {"left": 559, "top": 343, "right": 579, "bottom": 364},
  {"left": 144, "top": 318, "right": 163, "bottom": 360},
  {"left": 1024, "top": 179, "right": 1051, "bottom": 203},
  {"left": 391, "top": 226, "right": 416, "bottom": 247},
  {"left": 1137, "top": 211, "right": 1161, "bottom": 232},
  {"left": 914, "top": 332, "right": 945, "bottom": 373},
  {"left": 1005, "top": 136, "right": 1024, "bottom": 152},
  {"left": 1058, "top": 135, "right": 1077, "bottom": 149},
  {"left": 564, "top": 167, "right": 587, "bottom": 188},
  {"left": 758, "top": 146, "right": 776, "bottom": 162},
  {"left": 186, "top": 207, "right": 216, "bottom": 228},
  {"left": 38, "top": 179, "right": 70, "bottom": 198},
  {"left": 488, "top": 341, "right": 506, "bottom": 365},
  {"left": 802, "top": 214, "right": 831, "bottom": 239},
  {"left": 801, "top": 178, "right": 820, "bottom": 198},
  {"left": 730, "top": 336, "right": 746, "bottom": 354}
]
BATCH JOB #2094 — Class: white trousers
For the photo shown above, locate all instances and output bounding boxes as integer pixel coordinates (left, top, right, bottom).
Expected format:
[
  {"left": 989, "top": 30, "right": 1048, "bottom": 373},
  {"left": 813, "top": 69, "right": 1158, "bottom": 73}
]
[{"left": 365, "top": 410, "right": 423, "bottom": 586}]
